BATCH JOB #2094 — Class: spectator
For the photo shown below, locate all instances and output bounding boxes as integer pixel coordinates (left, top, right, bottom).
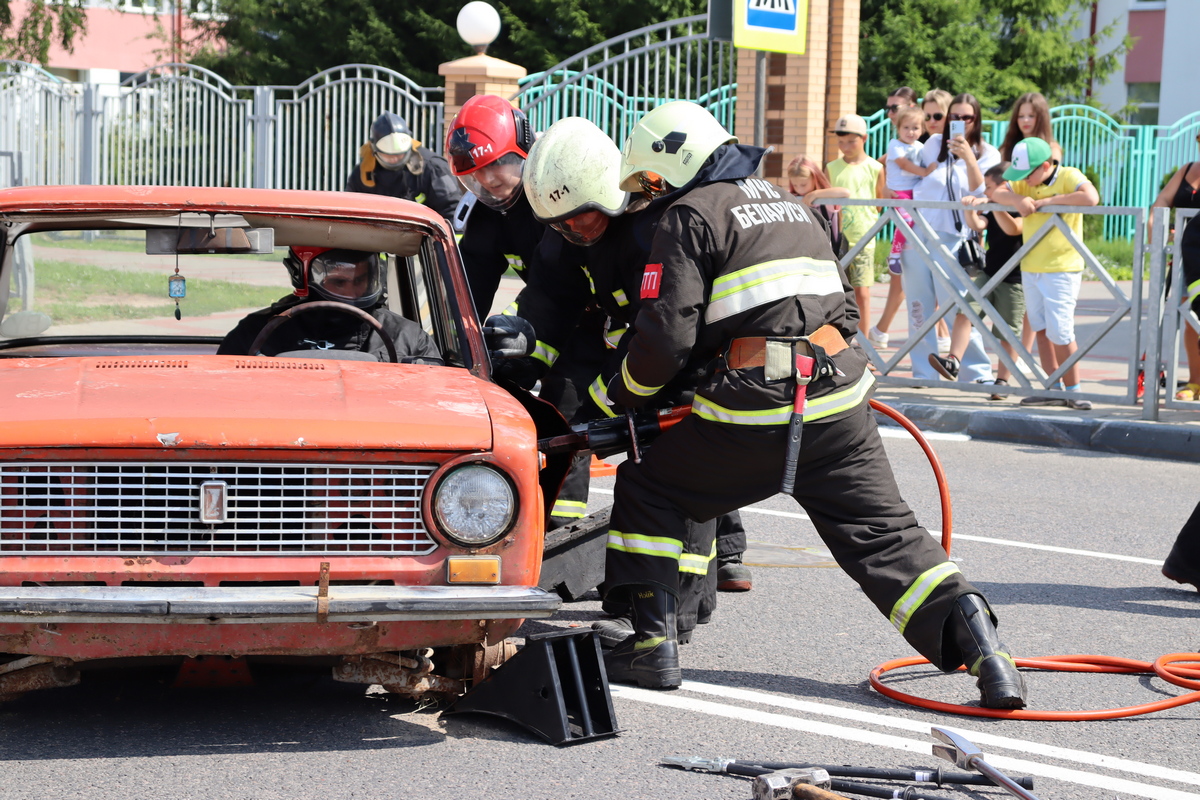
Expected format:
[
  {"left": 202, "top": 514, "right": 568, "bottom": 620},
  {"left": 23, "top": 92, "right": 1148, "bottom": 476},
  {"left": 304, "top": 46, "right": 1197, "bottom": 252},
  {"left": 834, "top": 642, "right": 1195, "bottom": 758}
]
[
  {"left": 992, "top": 137, "right": 1100, "bottom": 410},
  {"left": 922, "top": 89, "right": 955, "bottom": 354},
  {"left": 864, "top": 88, "right": 916, "bottom": 350},
  {"left": 903, "top": 92, "right": 1000, "bottom": 385},
  {"left": 999, "top": 92, "right": 1063, "bottom": 164},
  {"left": 1151, "top": 150, "right": 1200, "bottom": 402},
  {"left": 1163, "top": 498, "right": 1200, "bottom": 593},
  {"left": 962, "top": 164, "right": 1026, "bottom": 400},
  {"left": 786, "top": 155, "right": 850, "bottom": 255},
  {"left": 826, "top": 114, "right": 885, "bottom": 339}
]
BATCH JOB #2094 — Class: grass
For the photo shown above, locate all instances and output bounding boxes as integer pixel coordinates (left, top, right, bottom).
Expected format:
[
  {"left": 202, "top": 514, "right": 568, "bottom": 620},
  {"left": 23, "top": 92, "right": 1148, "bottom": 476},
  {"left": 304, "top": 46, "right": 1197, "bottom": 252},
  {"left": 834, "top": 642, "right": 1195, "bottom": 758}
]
[{"left": 12, "top": 260, "right": 287, "bottom": 325}]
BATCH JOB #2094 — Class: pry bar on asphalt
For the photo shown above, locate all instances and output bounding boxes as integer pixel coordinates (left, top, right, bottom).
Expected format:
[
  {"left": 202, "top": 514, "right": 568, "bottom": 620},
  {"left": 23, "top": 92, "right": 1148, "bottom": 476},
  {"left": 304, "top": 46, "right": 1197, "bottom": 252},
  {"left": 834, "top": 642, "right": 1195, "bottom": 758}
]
[
  {"left": 744, "top": 760, "right": 1034, "bottom": 790},
  {"left": 932, "top": 727, "right": 1041, "bottom": 800}
]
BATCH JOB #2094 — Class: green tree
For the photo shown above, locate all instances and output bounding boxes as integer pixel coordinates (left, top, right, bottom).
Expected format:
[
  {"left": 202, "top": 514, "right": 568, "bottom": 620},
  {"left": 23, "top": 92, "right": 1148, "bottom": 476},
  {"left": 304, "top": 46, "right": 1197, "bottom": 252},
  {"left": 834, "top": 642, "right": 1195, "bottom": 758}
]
[
  {"left": 0, "top": 0, "right": 87, "bottom": 64},
  {"left": 857, "top": 0, "right": 1128, "bottom": 116},
  {"left": 187, "top": 0, "right": 703, "bottom": 88}
]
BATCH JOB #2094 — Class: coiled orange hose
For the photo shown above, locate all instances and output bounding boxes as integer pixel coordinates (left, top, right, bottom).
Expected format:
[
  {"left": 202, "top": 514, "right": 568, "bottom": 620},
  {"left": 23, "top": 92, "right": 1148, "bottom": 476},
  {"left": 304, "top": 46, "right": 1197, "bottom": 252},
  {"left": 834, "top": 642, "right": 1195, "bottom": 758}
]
[{"left": 867, "top": 400, "right": 1200, "bottom": 720}]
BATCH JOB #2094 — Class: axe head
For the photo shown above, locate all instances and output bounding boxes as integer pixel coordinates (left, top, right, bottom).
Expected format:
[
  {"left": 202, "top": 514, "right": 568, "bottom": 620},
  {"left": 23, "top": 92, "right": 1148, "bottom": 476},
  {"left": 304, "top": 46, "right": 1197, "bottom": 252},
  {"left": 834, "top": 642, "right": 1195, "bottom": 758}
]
[
  {"left": 751, "top": 768, "right": 832, "bottom": 800},
  {"left": 932, "top": 726, "right": 984, "bottom": 769}
]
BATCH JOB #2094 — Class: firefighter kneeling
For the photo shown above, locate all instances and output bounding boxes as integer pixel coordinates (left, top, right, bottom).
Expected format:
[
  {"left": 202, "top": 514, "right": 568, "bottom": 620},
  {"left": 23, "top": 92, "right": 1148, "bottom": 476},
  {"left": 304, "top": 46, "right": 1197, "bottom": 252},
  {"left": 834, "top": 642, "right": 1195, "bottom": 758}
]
[{"left": 591, "top": 102, "right": 1028, "bottom": 709}]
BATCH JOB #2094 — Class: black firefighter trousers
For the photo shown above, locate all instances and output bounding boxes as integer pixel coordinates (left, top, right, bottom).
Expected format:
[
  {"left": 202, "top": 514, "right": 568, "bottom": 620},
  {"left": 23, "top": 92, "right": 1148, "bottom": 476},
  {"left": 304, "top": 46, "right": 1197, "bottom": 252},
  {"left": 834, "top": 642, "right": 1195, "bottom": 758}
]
[{"left": 604, "top": 401, "right": 985, "bottom": 671}]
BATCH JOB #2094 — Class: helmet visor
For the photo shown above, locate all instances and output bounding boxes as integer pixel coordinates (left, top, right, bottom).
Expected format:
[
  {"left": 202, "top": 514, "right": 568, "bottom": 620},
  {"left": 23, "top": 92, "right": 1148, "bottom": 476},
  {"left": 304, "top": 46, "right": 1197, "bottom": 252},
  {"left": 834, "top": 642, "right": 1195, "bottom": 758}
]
[
  {"left": 551, "top": 210, "right": 611, "bottom": 247},
  {"left": 456, "top": 153, "right": 525, "bottom": 210},
  {"left": 373, "top": 132, "right": 413, "bottom": 170},
  {"left": 310, "top": 251, "right": 383, "bottom": 308}
]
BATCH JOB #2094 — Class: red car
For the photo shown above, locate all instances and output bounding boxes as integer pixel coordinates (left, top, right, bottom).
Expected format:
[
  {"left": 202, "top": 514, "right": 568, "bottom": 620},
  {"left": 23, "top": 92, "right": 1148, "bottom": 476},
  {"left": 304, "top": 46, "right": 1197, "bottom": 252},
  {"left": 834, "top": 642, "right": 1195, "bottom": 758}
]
[{"left": 0, "top": 185, "right": 571, "bottom": 701}]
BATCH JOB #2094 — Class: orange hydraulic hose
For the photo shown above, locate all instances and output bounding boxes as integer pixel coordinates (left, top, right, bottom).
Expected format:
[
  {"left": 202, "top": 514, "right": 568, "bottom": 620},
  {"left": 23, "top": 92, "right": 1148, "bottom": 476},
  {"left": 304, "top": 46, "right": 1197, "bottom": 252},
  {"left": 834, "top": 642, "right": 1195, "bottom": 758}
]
[{"left": 867, "top": 400, "right": 1200, "bottom": 720}]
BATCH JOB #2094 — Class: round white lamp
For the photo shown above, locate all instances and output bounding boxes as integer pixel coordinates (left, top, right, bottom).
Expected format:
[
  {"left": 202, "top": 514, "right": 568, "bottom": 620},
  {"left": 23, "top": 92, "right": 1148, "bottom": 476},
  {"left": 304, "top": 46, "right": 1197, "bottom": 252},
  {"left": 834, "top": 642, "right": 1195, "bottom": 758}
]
[{"left": 457, "top": 2, "right": 502, "bottom": 55}]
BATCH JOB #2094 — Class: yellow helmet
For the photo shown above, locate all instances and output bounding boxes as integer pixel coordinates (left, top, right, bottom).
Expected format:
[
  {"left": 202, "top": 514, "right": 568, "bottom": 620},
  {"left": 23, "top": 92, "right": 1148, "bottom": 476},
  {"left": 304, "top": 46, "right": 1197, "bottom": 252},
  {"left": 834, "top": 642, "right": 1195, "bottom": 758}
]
[{"left": 619, "top": 101, "right": 737, "bottom": 193}]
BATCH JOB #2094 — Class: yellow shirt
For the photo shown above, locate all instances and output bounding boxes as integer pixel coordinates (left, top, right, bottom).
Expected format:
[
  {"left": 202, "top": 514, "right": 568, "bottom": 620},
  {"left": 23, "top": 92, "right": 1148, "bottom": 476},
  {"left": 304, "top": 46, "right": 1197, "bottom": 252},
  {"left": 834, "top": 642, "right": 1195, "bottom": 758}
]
[
  {"left": 827, "top": 157, "right": 882, "bottom": 247},
  {"left": 1009, "top": 166, "right": 1089, "bottom": 273}
]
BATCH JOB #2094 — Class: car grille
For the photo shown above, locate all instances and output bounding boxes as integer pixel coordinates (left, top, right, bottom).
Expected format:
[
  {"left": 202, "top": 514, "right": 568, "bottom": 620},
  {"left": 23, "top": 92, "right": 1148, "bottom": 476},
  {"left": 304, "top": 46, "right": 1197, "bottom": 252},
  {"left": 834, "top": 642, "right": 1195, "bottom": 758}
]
[{"left": 0, "top": 462, "right": 438, "bottom": 556}]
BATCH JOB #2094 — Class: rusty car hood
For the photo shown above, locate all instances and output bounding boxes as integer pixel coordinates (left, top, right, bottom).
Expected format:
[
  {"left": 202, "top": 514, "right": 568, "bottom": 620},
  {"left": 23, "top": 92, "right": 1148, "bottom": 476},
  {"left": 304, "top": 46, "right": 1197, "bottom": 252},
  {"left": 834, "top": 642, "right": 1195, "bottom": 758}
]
[{"left": 0, "top": 357, "right": 493, "bottom": 450}]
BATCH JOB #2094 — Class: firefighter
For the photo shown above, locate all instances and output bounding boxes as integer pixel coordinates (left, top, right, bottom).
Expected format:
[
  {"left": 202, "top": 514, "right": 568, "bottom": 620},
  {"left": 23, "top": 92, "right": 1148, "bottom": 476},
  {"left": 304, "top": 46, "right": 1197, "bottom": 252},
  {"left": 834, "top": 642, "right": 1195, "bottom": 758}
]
[
  {"left": 593, "top": 101, "right": 1027, "bottom": 710},
  {"left": 447, "top": 95, "right": 601, "bottom": 529},
  {"left": 513, "top": 116, "right": 753, "bottom": 638},
  {"left": 345, "top": 113, "right": 461, "bottom": 223},
  {"left": 218, "top": 247, "right": 443, "bottom": 364}
]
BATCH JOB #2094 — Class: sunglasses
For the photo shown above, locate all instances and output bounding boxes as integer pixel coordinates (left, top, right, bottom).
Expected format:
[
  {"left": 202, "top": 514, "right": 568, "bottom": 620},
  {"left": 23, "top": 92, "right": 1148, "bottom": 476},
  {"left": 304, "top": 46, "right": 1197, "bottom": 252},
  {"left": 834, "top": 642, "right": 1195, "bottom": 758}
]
[
  {"left": 949, "top": 113, "right": 976, "bottom": 122},
  {"left": 925, "top": 112, "right": 945, "bottom": 122},
  {"left": 885, "top": 104, "right": 907, "bottom": 113}
]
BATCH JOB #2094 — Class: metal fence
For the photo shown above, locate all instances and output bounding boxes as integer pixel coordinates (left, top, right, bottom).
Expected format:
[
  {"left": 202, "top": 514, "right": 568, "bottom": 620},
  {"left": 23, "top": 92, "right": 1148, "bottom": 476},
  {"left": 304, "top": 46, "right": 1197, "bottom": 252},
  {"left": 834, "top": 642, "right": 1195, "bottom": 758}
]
[
  {"left": 513, "top": 15, "right": 738, "bottom": 145},
  {"left": 865, "top": 105, "right": 1200, "bottom": 240},
  {"left": 1, "top": 60, "right": 444, "bottom": 191},
  {"left": 811, "top": 197, "right": 1200, "bottom": 417}
]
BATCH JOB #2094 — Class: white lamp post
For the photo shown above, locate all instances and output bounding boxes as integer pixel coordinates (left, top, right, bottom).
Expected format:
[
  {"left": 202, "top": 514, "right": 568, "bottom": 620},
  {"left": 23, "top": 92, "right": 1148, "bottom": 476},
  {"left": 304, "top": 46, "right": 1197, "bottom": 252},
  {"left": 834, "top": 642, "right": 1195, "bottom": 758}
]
[{"left": 457, "top": 2, "right": 502, "bottom": 55}]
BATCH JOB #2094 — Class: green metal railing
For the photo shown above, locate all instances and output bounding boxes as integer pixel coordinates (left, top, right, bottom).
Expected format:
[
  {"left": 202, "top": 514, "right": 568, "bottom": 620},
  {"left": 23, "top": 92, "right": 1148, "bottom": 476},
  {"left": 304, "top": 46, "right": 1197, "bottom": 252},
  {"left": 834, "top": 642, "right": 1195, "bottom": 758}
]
[{"left": 865, "top": 106, "right": 1200, "bottom": 239}]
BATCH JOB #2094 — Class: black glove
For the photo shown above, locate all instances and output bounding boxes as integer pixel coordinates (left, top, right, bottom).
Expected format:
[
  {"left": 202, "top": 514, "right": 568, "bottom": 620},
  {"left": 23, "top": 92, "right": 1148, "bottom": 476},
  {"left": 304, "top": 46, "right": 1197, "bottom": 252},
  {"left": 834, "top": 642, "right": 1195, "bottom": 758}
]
[
  {"left": 482, "top": 314, "right": 536, "bottom": 360},
  {"left": 493, "top": 356, "right": 544, "bottom": 391}
]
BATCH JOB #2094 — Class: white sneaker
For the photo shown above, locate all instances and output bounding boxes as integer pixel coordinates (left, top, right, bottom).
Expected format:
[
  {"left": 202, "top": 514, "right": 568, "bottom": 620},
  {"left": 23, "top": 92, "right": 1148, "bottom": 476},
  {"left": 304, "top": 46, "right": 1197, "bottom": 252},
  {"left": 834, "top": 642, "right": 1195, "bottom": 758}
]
[
  {"left": 868, "top": 326, "right": 889, "bottom": 348},
  {"left": 937, "top": 336, "right": 951, "bottom": 353}
]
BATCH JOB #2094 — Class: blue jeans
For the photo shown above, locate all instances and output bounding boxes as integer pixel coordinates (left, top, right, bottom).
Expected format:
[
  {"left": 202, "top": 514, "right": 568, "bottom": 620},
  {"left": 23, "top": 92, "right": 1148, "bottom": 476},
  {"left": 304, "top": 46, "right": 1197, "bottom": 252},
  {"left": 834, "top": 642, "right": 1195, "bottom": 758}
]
[{"left": 900, "top": 229, "right": 993, "bottom": 383}]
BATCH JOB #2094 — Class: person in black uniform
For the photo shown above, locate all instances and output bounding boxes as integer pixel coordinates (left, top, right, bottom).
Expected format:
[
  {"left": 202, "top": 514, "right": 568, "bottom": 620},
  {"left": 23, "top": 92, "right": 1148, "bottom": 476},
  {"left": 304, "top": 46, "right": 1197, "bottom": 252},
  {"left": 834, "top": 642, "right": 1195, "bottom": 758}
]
[
  {"left": 592, "top": 101, "right": 1027, "bottom": 711},
  {"left": 218, "top": 247, "right": 442, "bottom": 364},
  {"left": 447, "top": 95, "right": 603, "bottom": 529},
  {"left": 344, "top": 113, "right": 461, "bottom": 223}
]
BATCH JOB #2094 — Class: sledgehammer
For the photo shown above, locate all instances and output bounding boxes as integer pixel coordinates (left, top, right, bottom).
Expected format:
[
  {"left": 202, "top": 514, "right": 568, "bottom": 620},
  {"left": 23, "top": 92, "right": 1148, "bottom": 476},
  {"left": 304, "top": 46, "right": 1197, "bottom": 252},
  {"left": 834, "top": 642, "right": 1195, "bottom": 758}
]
[
  {"left": 932, "top": 727, "right": 1041, "bottom": 800},
  {"left": 751, "top": 768, "right": 833, "bottom": 800}
]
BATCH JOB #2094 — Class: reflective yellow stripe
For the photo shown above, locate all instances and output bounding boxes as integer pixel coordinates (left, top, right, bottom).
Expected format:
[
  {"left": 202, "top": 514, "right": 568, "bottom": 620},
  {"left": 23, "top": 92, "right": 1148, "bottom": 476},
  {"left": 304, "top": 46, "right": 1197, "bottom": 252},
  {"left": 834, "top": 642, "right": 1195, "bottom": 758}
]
[
  {"left": 604, "top": 324, "right": 627, "bottom": 350},
  {"left": 679, "top": 540, "right": 718, "bottom": 576},
  {"left": 621, "top": 355, "right": 662, "bottom": 398},
  {"left": 588, "top": 376, "right": 619, "bottom": 418},
  {"left": 889, "top": 562, "right": 962, "bottom": 634},
  {"left": 707, "top": 258, "right": 843, "bottom": 323},
  {"left": 1187, "top": 278, "right": 1200, "bottom": 305},
  {"left": 505, "top": 254, "right": 525, "bottom": 274},
  {"left": 502, "top": 301, "right": 520, "bottom": 316},
  {"left": 606, "top": 531, "right": 683, "bottom": 560},
  {"left": 583, "top": 266, "right": 596, "bottom": 295},
  {"left": 692, "top": 395, "right": 793, "bottom": 425},
  {"left": 633, "top": 636, "right": 666, "bottom": 650},
  {"left": 804, "top": 371, "right": 875, "bottom": 421},
  {"left": 414, "top": 192, "right": 427, "bottom": 204},
  {"left": 551, "top": 499, "right": 587, "bottom": 519},
  {"left": 531, "top": 340, "right": 560, "bottom": 368},
  {"left": 613, "top": 288, "right": 629, "bottom": 307}
]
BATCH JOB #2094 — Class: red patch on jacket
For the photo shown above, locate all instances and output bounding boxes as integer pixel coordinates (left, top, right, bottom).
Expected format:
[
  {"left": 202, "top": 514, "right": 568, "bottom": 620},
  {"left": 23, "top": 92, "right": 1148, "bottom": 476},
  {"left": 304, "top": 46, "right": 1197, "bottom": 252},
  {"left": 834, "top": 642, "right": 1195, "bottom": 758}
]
[{"left": 641, "top": 264, "right": 663, "bottom": 299}]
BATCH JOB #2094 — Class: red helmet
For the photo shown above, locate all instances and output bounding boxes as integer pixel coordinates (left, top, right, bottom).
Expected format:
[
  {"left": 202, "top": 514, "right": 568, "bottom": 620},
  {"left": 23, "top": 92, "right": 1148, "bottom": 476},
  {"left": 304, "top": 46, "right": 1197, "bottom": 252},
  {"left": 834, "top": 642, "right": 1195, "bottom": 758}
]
[{"left": 446, "top": 94, "right": 535, "bottom": 210}]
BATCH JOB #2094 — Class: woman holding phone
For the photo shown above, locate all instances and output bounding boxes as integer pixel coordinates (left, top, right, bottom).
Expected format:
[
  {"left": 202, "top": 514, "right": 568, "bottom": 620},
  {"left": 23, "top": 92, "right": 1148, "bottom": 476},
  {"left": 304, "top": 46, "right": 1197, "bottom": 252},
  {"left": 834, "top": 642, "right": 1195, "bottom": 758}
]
[{"left": 902, "top": 92, "right": 1001, "bottom": 384}]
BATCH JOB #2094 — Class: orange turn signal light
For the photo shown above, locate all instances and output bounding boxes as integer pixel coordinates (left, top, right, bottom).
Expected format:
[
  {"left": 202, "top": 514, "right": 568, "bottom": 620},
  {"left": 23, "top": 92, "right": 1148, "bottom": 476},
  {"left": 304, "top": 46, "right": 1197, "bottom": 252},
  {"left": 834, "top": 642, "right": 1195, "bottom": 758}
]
[{"left": 447, "top": 556, "right": 501, "bottom": 584}]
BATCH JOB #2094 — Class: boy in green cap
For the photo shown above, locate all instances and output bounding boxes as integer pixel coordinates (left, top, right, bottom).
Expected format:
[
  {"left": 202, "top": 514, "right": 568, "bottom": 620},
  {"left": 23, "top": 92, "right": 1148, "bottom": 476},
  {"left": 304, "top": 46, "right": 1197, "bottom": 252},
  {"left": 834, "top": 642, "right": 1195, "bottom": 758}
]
[{"left": 991, "top": 137, "right": 1099, "bottom": 409}]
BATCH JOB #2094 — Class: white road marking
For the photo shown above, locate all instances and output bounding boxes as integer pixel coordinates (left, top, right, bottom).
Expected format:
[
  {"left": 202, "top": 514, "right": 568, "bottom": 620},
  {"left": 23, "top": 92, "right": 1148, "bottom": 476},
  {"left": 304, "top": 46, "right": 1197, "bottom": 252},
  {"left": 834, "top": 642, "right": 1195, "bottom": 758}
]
[
  {"left": 613, "top": 683, "right": 1200, "bottom": 798},
  {"left": 594, "top": 490, "right": 1164, "bottom": 566},
  {"left": 877, "top": 426, "right": 971, "bottom": 442}
]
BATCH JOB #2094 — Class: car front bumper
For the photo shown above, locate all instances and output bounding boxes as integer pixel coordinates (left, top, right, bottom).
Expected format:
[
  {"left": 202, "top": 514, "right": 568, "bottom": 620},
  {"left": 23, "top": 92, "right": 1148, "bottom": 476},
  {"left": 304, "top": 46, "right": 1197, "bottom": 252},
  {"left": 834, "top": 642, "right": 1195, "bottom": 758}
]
[{"left": 0, "top": 585, "right": 561, "bottom": 624}]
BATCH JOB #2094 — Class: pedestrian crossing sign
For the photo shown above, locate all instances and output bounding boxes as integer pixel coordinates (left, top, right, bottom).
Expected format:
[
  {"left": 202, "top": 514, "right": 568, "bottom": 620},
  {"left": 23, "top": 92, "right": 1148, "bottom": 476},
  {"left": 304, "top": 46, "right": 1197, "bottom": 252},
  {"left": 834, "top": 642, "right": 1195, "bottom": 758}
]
[{"left": 733, "top": 0, "right": 808, "bottom": 54}]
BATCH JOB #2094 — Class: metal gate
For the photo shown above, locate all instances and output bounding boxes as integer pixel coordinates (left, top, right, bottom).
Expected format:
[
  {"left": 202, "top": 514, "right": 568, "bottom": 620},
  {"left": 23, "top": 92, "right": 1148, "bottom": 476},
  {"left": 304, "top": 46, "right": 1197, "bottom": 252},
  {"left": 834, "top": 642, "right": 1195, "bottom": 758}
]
[
  {"left": 0, "top": 60, "right": 80, "bottom": 187},
  {"left": 0, "top": 60, "right": 444, "bottom": 192},
  {"left": 513, "top": 16, "right": 737, "bottom": 145}
]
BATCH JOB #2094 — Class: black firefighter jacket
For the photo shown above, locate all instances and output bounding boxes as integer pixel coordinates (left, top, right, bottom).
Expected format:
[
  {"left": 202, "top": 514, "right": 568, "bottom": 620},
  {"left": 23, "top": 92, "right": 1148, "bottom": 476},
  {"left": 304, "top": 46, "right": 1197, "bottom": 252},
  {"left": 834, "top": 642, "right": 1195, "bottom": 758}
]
[
  {"left": 344, "top": 146, "right": 462, "bottom": 223},
  {"left": 601, "top": 144, "right": 873, "bottom": 426}
]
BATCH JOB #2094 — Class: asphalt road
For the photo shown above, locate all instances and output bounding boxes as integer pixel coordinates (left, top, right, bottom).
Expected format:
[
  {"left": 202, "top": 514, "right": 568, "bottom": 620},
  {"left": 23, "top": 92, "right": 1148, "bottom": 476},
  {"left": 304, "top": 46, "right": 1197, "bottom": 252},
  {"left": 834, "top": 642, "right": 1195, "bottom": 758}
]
[{"left": 1, "top": 432, "right": 1197, "bottom": 800}]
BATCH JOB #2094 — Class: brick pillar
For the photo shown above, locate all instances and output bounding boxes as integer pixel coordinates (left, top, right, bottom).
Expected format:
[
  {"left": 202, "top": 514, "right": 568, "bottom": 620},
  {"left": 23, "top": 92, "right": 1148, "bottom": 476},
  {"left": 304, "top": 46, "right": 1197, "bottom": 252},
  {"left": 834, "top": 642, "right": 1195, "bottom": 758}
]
[
  {"left": 438, "top": 54, "right": 528, "bottom": 124},
  {"left": 734, "top": 0, "right": 861, "bottom": 185}
]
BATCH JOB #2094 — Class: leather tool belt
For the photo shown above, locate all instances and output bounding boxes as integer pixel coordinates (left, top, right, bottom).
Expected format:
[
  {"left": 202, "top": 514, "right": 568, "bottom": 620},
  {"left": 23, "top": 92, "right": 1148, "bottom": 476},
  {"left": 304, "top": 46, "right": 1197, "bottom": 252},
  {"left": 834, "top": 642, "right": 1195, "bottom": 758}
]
[{"left": 723, "top": 324, "right": 848, "bottom": 382}]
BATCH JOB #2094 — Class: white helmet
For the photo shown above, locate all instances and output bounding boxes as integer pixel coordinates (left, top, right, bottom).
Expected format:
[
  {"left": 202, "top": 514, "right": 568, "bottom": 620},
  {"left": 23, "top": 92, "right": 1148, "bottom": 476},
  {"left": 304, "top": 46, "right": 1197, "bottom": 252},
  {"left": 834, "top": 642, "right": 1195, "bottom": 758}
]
[
  {"left": 619, "top": 101, "right": 737, "bottom": 194},
  {"left": 524, "top": 117, "right": 630, "bottom": 224}
]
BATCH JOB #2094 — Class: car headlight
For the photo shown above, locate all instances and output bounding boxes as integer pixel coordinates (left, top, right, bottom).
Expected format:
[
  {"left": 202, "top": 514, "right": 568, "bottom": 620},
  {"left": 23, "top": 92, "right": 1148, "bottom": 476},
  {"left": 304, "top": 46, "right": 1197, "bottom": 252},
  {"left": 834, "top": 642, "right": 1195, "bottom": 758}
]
[{"left": 433, "top": 464, "right": 515, "bottom": 547}]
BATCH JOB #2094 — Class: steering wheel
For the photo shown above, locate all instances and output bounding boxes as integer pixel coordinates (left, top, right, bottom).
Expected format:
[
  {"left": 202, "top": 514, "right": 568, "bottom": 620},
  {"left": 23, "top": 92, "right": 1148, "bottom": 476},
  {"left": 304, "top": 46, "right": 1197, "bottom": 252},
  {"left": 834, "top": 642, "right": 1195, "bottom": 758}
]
[{"left": 246, "top": 300, "right": 399, "bottom": 363}]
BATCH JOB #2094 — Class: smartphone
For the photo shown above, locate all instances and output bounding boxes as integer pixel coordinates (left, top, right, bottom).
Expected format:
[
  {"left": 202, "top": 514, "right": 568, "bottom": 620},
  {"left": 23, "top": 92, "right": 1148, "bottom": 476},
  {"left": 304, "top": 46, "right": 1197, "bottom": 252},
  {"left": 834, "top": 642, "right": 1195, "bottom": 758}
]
[{"left": 949, "top": 120, "right": 966, "bottom": 139}]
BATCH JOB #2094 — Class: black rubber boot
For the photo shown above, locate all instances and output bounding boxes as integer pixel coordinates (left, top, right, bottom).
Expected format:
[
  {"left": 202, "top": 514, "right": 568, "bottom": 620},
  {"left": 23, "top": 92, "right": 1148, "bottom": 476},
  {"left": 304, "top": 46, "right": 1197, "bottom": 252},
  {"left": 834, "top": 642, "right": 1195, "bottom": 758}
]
[
  {"left": 950, "top": 594, "right": 1027, "bottom": 709},
  {"left": 602, "top": 586, "right": 681, "bottom": 689},
  {"left": 594, "top": 615, "right": 696, "bottom": 647}
]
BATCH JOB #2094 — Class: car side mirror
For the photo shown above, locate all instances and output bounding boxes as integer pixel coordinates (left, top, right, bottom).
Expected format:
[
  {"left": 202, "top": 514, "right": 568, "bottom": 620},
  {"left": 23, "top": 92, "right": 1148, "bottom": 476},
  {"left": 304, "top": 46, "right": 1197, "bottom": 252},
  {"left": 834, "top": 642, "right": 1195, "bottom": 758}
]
[{"left": 482, "top": 314, "right": 536, "bottom": 360}]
